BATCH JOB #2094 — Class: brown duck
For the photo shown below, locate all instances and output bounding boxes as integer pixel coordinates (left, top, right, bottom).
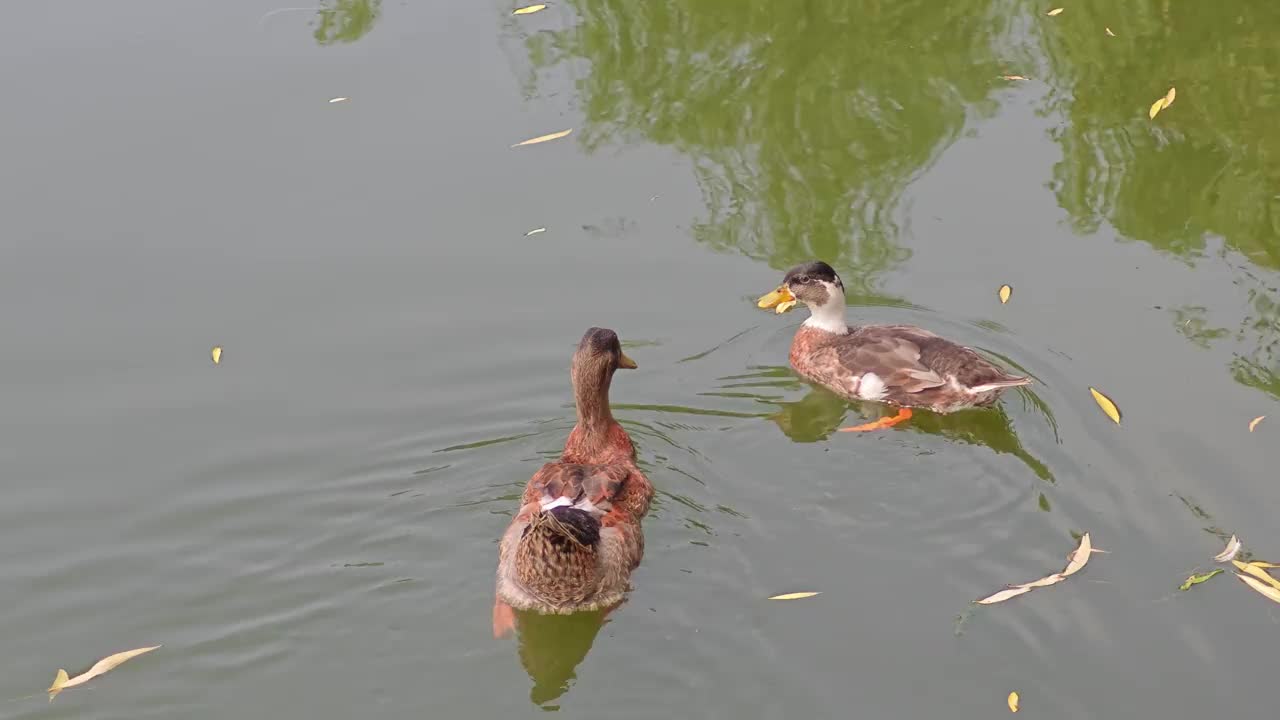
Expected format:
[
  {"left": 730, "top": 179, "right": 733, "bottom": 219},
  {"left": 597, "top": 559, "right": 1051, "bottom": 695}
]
[
  {"left": 757, "top": 261, "right": 1031, "bottom": 432},
  {"left": 493, "top": 328, "right": 654, "bottom": 637}
]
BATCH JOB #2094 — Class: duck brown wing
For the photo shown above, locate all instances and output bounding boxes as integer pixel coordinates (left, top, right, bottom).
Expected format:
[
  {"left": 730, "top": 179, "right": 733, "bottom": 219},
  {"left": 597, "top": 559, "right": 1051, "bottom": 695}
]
[
  {"left": 522, "top": 462, "right": 631, "bottom": 514},
  {"left": 844, "top": 325, "right": 1025, "bottom": 391}
]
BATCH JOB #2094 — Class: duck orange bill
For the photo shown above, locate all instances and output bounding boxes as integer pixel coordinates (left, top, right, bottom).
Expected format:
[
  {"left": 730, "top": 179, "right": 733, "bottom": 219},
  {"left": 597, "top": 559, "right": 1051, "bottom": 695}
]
[
  {"left": 618, "top": 351, "right": 637, "bottom": 369},
  {"left": 757, "top": 286, "right": 797, "bottom": 314}
]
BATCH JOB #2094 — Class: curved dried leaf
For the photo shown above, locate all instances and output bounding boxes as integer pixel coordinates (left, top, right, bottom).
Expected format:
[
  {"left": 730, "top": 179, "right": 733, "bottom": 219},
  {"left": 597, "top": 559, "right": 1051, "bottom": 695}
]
[
  {"left": 61, "top": 646, "right": 161, "bottom": 690},
  {"left": 1213, "top": 535, "right": 1241, "bottom": 563},
  {"left": 1046, "top": 7, "right": 1064, "bottom": 16},
  {"left": 1020, "top": 573, "right": 1066, "bottom": 589},
  {"left": 1232, "top": 560, "right": 1280, "bottom": 591},
  {"left": 524, "top": 227, "right": 546, "bottom": 236},
  {"left": 512, "top": 3, "right": 547, "bottom": 14},
  {"left": 47, "top": 668, "right": 68, "bottom": 698},
  {"left": 1179, "top": 569, "right": 1223, "bottom": 591},
  {"left": 1089, "top": 388, "right": 1121, "bottom": 423},
  {"left": 1163, "top": 87, "right": 1176, "bottom": 108},
  {"left": 768, "top": 591, "right": 820, "bottom": 601},
  {"left": 1105, "top": 27, "right": 1115, "bottom": 36},
  {"left": 999, "top": 284, "right": 1012, "bottom": 303},
  {"left": 1062, "top": 532, "right": 1092, "bottom": 576},
  {"left": 211, "top": 346, "right": 222, "bottom": 365},
  {"left": 1249, "top": 415, "right": 1265, "bottom": 432},
  {"left": 1008, "top": 691, "right": 1020, "bottom": 712},
  {"left": 328, "top": 97, "right": 349, "bottom": 104},
  {"left": 1246, "top": 561, "right": 1280, "bottom": 569},
  {"left": 511, "top": 128, "right": 572, "bottom": 148},
  {"left": 1237, "top": 573, "right": 1280, "bottom": 604},
  {"left": 976, "top": 584, "right": 1034, "bottom": 605},
  {"left": 1149, "top": 98, "right": 1166, "bottom": 120},
  {"left": 1001, "top": 75, "right": 1027, "bottom": 81}
]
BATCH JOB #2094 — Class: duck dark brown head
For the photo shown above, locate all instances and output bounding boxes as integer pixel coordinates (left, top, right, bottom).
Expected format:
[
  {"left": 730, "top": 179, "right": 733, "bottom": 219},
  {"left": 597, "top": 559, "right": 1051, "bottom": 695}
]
[
  {"left": 569, "top": 327, "right": 636, "bottom": 435},
  {"left": 575, "top": 327, "right": 637, "bottom": 371},
  {"left": 756, "top": 260, "right": 849, "bottom": 334}
]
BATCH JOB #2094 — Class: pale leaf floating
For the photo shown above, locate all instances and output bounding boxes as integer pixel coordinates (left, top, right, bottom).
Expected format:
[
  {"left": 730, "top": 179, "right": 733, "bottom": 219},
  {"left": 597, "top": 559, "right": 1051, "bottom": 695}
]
[
  {"left": 1089, "top": 387, "right": 1121, "bottom": 424},
  {"left": 1001, "top": 75, "right": 1028, "bottom": 81},
  {"left": 1163, "top": 86, "right": 1177, "bottom": 108},
  {"left": 998, "top": 284, "right": 1013, "bottom": 303},
  {"left": 511, "top": 128, "right": 572, "bottom": 148},
  {"left": 1236, "top": 572, "right": 1280, "bottom": 605},
  {"left": 47, "top": 645, "right": 161, "bottom": 700},
  {"left": 511, "top": 3, "right": 547, "bottom": 14},
  {"left": 1213, "top": 535, "right": 1241, "bottom": 563},
  {"left": 1008, "top": 691, "right": 1020, "bottom": 713},
  {"left": 1248, "top": 415, "right": 1265, "bottom": 432},
  {"left": 1179, "top": 569, "right": 1223, "bottom": 591},
  {"left": 768, "top": 591, "right": 821, "bottom": 601},
  {"left": 1232, "top": 560, "right": 1280, "bottom": 591},
  {"left": 1047, "top": 7, "right": 1064, "bottom": 16},
  {"left": 524, "top": 227, "right": 547, "bottom": 236},
  {"left": 1105, "top": 27, "right": 1115, "bottom": 36},
  {"left": 975, "top": 533, "right": 1095, "bottom": 605},
  {"left": 329, "top": 97, "right": 349, "bottom": 104},
  {"left": 211, "top": 346, "right": 222, "bottom": 365},
  {"left": 1149, "top": 87, "right": 1176, "bottom": 119}
]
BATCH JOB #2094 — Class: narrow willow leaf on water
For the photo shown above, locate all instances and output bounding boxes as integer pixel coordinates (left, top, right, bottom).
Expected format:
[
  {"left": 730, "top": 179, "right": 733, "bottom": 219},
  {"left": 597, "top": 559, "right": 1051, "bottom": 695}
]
[
  {"left": 1149, "top": 97, "right": 1166, "bottom": 120},
  {"left": 1247, "top": 561, "right": 1280, "bottom": 569},
  {"left": 1236, "top": 573, "right": 1280, "bottom": 604},
  {"left": 211, "top": 346, "right": 222, "bottom": 365},
  {"left": 512, "top": 3, "right": 547, "bottom": 14},
  {"left": 1232, "top": 560, "right": 1280, "bottom": 591},
  {"left": 1008, "top": 691, "right": 1020, "bottom": 713},
  {"left": 329, "top": 97, "right": 349, "bottom": 103},
  {"left": 1020, "top": 574, "right": 1066, "bottom": 589},
  {"left": 1105, "top": 27, "right": 1115, "bottom": 36},
  {"left": 1089, "top": 387, "right": 1121, "bottom": 423},
  {"left": 1062, "top": 533, "right": 1093, "bottom": 576},
  {"left": 1163, "top": 87, "right": 1176, "bottom": 108},
  {"left": 768, "top": 591, "right": 821, "bottom": 600},
  {"left": 976, "top": 584, "right": 1035, "bottom": 604},
  {"left": 1249, "top": 415, "right": 1265, "bottom": 432},
  {"left": 1046, "top": 7, "right": 1064, "bottom": 16},
  {"left": 999, "top": 284, "right": 1012, "bottom": 303},
  {"left": 1179, "top": 569, "right": 1223, "bottom": 591},
  {"left": 1213, "top": 535, "right": 1241, "bottom": 563},
  {"left": 48, "top": 646, "right": 161, "bottom": 700},
  {"left": 511, "top": 128, "right": 572, "bottom": 148},
  {"left": 1000, "top": 75, "right": 1028, "bottom": 81},
  {"left": 524, "top": 227, "right": 546, "bottom": 236}
]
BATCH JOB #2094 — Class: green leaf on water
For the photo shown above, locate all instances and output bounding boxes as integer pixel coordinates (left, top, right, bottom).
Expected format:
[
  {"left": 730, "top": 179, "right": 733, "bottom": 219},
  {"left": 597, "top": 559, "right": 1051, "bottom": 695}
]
[{"left": 1179, "top": 569, "right": 1223, "bottom": 591}]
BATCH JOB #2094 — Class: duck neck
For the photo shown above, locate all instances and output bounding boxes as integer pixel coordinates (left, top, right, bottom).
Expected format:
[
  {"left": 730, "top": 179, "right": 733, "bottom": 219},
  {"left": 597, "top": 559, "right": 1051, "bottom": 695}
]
[
  {"left": 564, "top": 365, "right": 622, "bottom": 461},
  {"left": 802, "top": 296, "right": 849, "bottom": 334}
]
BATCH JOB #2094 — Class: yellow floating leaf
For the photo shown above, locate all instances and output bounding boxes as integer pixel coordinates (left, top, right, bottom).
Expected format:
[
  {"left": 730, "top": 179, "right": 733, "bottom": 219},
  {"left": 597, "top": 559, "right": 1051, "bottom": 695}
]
[
  {"left": 1237, "top": 572, "right": 1280, "bottom": 604},
  {"left": 1249, "top": 415, "right": 1265, "bottom": 432},
  {"left": 1105, "top": 27, "right": 1115, "bottom": 36},
  {"left": 56, "top": 646, "right": 161, "bottom": 694},
  {"left": 512, "top": 3, "right": 547, "bottom": 14},
  {"left": 1163, "top": 86, "right": 1176, "bottom": 109},
  {"left": 1149, "top": 97, "right": 1166, "bottom": 120},
  {"left": 47, "top": 668, "right": 69, "bottom": 700},
  {"left": 1047, "top": 7, "right": 1064, "bottom": 16},
  {"left": 1008, "top": 691, "right": 1020, "bottom": 713},
  {"left": 211, "top": 346, "right": 222, "bottom": 365},
  {"left": 768, "top": 591, "right": 821, "bottom": 600},
  {"left": 1232, "top": 560, "right": 1280, "bottom": 591},
  {"left": 1089, "top": 387, "right": 1121, "bottom": 423},
  {"left": 511, "top": 128, "right": 572, "bottom": 148},
  {"left": 1247, "top": 561, "right": 1280, "bottom": 569},
  {"left": 1213, "top": 535, "right": 1241, "bottom": 563},
  {"left": 1062, "top": 532, "right": 1092, "bottom": 576},
  {"left": 975, "top": 584, "right": 1035, "bottom": 604},
  {"left": 775, "top": 300, "right": 797, "bottom": 314},
  {"left": 998, "top": 284, "right": 1012, "bottom": 303}
]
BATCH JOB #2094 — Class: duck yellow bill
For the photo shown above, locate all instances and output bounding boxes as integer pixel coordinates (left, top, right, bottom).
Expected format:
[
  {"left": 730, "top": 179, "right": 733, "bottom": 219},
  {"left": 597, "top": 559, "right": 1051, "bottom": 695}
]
[
  {"left": 618, "top": 351, "right": 637, "bottom": 369},
  {"left": 756, "top": 286, "right": 797, "bottom": 314}
]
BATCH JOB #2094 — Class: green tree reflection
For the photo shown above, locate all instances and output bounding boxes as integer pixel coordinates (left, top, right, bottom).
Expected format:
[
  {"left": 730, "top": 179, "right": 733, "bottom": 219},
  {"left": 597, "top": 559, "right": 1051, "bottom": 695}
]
[
  {"left": 1040, "top": 0, "right": 1280, "bottom": 397},
  {"left": 534, "top": 0, "right": 1016, "bottom": 293},
  {"left": 314, "top": 0, "right": 381, "bottom": 46}
]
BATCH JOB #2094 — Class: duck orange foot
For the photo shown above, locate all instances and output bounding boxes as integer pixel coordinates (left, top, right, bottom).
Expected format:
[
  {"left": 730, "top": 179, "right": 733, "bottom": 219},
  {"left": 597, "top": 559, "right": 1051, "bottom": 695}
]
[{"left": 838, "top": 407, "right": 913, "bottom": 433}]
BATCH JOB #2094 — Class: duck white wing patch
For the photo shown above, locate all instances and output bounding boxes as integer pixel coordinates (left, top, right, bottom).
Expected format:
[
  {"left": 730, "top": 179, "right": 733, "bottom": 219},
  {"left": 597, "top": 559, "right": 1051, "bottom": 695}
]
[
  {"left": 540, "top": 496, "right": 573, "bottom": 511},
  {"left": 856, "top": 372, "right": 888, "bottom": 401}
]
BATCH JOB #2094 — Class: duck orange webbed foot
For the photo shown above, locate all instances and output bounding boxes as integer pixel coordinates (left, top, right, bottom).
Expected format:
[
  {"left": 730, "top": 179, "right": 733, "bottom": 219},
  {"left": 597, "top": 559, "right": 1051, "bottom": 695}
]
[{"left": 837, "top": 407, "right": 913, "bottom": 433}]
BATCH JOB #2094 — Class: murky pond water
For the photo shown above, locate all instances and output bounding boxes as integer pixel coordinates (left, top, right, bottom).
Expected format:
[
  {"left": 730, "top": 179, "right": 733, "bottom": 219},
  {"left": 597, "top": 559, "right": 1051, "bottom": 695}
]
[{"left": 2, "top": 1, "right": 1278, "bottom": 718}]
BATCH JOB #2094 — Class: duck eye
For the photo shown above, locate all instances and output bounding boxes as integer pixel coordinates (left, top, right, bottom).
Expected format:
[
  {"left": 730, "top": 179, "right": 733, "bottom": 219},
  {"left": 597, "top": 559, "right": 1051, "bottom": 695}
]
[{"left": 795, "top": 275, "right": 809, "bottom": 284}]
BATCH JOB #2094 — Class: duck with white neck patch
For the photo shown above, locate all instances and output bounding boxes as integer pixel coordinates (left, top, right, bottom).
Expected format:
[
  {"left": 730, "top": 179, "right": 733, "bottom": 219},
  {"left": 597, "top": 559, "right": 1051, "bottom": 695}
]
[{"left": 756, "top": 261, "right": 1032, "bottom": 431}]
